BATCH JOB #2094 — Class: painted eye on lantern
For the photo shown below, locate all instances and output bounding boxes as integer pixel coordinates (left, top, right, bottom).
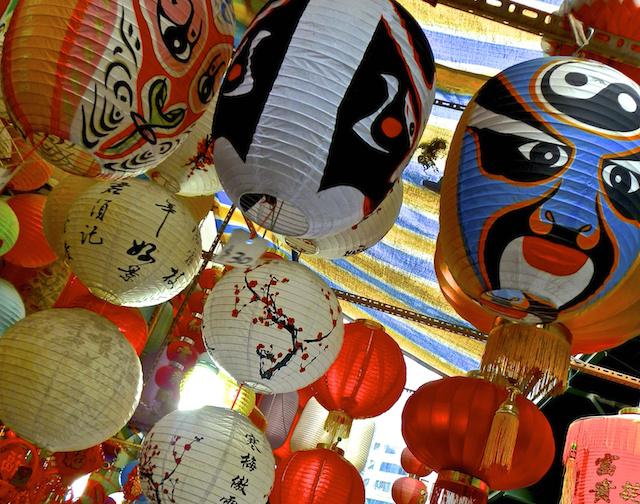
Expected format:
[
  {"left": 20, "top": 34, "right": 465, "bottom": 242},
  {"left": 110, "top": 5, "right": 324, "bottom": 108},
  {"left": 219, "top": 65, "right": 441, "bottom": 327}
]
[
  {"left": 158, "top": 3, "right": 202, "bottom": 62},
  {"left": 223, "top": 30, "right": 271, "bottom": 98},
  {"left": 353, "top": 74, "right": 400, "bottom": 153},
  {"left": 518, "top": 142, "right": 569, "bottom": 169},
  {"left": 601, "top": 159, "right": 640, "bottom": 222},
  {"left": 404, "top": 92, "right": 416, "bottom": 140}
]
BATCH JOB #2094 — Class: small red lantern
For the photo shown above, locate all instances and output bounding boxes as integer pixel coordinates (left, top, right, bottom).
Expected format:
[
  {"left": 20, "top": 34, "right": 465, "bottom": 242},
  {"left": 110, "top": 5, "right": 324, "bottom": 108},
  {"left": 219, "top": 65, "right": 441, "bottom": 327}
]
[
  {"left": 312, "top": 319, "right": 405, "bottom": 440},
  {"left": 155, "top": 363, "right": 185, "bottom": 390},
  {"left": 392, "top": 476, "right": 428, "bottom": 504},
  {"left": 52, "top": 445, "right": 104, "bottom": 484},
  {"left": 402, "top": 375, "right": 554, "bottom": 500},
  {"left": 269, "top": 447, "right": 365, "bottom": 504},
  {"left": 401, "top": 447, "right": 432, "bottom": 478},
  {"left": 166, "top": 340, "right": 198, "bottom": 368}
]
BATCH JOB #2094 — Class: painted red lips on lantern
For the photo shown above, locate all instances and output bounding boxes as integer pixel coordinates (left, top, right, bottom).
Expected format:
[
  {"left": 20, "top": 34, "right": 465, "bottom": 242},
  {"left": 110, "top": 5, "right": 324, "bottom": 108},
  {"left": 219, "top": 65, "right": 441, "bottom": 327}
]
[{"left": 481, "top": 192, "right": 615, "bottom": 320}]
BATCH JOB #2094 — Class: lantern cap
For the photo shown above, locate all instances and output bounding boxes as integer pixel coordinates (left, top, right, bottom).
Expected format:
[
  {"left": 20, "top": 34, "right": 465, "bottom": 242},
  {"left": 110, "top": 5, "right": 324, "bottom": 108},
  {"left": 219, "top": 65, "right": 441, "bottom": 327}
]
[
  {"left": 438, "top": 470, "right": 489, "bottom": 495},
  {"left": 316, "top": 443, "right": 345, "bottom": 456},
  {"left": 354, "top": 319, "right": 384, "bottom": 330},
  {"left": 619, "top": 407, "right": 640, "bottom": 415}
]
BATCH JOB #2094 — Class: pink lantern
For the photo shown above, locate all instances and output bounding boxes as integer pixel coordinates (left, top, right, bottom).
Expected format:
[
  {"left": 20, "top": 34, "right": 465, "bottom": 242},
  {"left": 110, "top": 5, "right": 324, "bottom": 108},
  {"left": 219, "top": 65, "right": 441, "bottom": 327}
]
[{"left": 561, "top": 408, "right": 640, "bottom": 504}]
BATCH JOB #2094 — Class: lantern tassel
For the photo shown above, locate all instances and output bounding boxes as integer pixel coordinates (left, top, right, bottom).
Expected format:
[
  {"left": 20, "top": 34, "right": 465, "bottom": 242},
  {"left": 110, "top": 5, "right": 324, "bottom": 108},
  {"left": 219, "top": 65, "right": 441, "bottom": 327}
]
[
  {"left": 481, "top": 321, "right": 572, "bottom": 397},
  {"left": 323, "top": 410, "right": 353, "bottom": 446},
  {"left": 480, "top": 386, "right": 520, "bottom": 471},
  {"left": 560, "top": 443, "right": 577, "bottom": 504},
  {"left": 430, "top": 471, "right": 488, "bottom": 504}
]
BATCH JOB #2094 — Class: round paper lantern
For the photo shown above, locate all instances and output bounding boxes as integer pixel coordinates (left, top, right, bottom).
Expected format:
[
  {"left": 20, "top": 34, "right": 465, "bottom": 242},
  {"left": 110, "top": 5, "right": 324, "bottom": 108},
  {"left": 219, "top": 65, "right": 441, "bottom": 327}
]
[
  {"left": 0, "top": 278, "right": 25, "bottom": 336},
  {"left": 312, "top": 319, "right": 406, "bottom": 419},
  {"left": 1, "top": 0, "right": 235, "bottom": 179},
  {"left": 289, "top": 397, "right": 375, "bottom": 472},
  {"left": 561, "top": 408, "right": 640, "bottom": 504},
  {"left": 0, "top": 308, "right": 143, "bottom": 452},
  {"left": 202, "top": 259, "right": 344, "bottom": 394},
  {"left": 260, "top": 391, "right": 299, "bottom": 449},
  {"left": 437, "top": 57, "right": 640, "bottom": 395},
  {"left": 64, "top": 179, "right": 202, "bottom": 307},
  {"left": 139, "top": 406, "right": 275, "bottom": 504},
  {"left": 401, "top": 447, "right": 432, "bottom": 478},
  {"left": 212, "top": 0, "right": 435, "bottom": 238},
  {"left": 0, "top": 197, "right": 19, "bottom": 255},
  {"left": 285, "top": 180, "right": 403, "bottom": 258},
  {"left": 401, "top": 376, "right": 555, "bottom": 492},
  {"left": 4, "top": 194, "right": 57, "bottom": 268},
  {"left": 269, "top": 448, "right": 365, "bottom": 504},
  {"left": 6, "top": 139, "right": 53, "bottom": 192},
  {"left": 43, "top": 174, "right": 97, "bottom": 255},
  {"left": 19, "top": 259, "right": 72, "bottom": 314},
  {"left": 545, "top": 0, "right": 640, "bottom": 83},
  {"left": 392, "top": 477, "right": 428, "bottom": 504},
  {"left": 148, "top": 103, "right": 222, "bottom": 196}
]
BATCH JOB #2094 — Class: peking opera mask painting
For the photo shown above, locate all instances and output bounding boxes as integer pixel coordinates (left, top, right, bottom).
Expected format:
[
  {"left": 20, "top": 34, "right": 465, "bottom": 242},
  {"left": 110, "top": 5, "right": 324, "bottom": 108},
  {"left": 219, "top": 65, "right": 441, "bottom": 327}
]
[{"left": 440, "top": 57, "right": 640, "bottom": 324}]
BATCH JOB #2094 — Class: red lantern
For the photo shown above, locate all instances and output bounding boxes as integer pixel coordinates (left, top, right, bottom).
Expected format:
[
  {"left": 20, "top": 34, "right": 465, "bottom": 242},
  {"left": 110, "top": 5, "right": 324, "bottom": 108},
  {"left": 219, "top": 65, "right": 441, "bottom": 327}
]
[
  {"left": 401, "top": 447, "right": 432, "bottom": 478},
  {"left": 4, "top": 194, "right": 56, "bottom": 268},
  {"left": 560, "top": 408, "right": 640, "bottom": 504},
  {"left": 198, "top": 267, "right": 220, "bottom": 290},
  {"left": 52, "top": 445, "right": 104, "bottom": 484},
  {"left": 269, "top": 447, "right": 365, "bottom": 504},
  {"left": 392, "top": 477, "right": 428, "bottom": 504},
  {"left": 187, "top": 290, "right": 206, "bottom": 314},
  {"left": 166, "top": 340, "right": 198, "bottom": 367},
  {"left": 312, "top": 319, "right": 406, "bottom": 420},
  {"left": 154, "top": 363, "right": 185, "bottom": 390},
  {"left": 402, "top": 376, "right": 554, "bottom": 495}
]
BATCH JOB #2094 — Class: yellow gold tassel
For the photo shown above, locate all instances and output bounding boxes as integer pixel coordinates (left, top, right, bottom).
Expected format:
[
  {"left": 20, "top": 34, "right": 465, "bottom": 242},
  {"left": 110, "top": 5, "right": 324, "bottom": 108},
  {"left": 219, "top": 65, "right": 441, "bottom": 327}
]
[
  {"left": 560, "top": 443, "right": 577, "bottom": 504},
  {"left": 481, "top": 320, "right": 572, "bottom": 397},
  {"left": 480, "top": 386, "right": 520, "bottom": 471},
  {"left": 323, "top": 410, "right": 353, "bottom": 446}
]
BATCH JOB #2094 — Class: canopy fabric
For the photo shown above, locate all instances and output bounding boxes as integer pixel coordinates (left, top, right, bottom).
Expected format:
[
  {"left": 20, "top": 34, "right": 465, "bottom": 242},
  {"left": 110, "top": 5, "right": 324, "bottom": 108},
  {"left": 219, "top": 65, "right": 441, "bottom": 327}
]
[{"left": 216, "top": 0, "right": 565, "bottom": 376}]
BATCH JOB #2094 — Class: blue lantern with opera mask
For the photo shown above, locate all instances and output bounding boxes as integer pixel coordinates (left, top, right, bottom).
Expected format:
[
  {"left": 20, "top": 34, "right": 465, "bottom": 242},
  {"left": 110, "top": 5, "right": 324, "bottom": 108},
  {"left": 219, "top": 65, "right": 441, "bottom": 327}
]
[
  {"left": 212, "top": 0, "right": 435, "bottom": 238},
  {"left": 438, "top": 57, "right": 640, "bottom": 396}
]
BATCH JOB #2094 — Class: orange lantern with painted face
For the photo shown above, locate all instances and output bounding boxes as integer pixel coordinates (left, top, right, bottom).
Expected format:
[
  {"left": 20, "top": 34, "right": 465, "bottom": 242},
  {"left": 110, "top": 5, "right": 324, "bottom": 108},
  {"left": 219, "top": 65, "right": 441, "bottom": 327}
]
[{"left": 1, "top": 0, "right": 235, "bottom": 179}]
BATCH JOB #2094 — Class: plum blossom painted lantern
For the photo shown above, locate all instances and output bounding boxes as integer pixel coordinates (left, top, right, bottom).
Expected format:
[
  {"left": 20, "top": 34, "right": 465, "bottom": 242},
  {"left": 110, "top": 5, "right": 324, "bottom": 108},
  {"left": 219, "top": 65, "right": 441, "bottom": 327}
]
[
  {"left": 139, "top": 406, "right": 274, "bottom": 504},
  {"left": 1, "top": 0, "right": 235, "bottom": 178},
  {"left": 202, "top": 259, "right": 344, "bottom": 394},
  {"left": 437, "top": 57, "right": 640, "bottom": 396},
  {"left": 64, "top": 179, "right": 202, "bottom": 307},
  {"left": 212, "top": 0, "right": 435, "bottom": 238}
]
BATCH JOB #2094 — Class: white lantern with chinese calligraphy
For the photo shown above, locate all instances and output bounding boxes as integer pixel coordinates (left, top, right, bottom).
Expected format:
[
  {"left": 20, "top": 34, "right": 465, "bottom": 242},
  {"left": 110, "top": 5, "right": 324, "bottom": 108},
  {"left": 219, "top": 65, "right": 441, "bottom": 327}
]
[
  {"left": 64, "top": 179, "right": 202, "bottom": 307},
  {"left": 147, "top": 103, "right": 223, "bottom": 197},
  {"left": 0, "top": 308, "right": 142, "bottom": 452},
  {"left": 202, "top": 259, "right": 344, "bottom": 394},
  {"left": 139, "top": 406, "right": 274, "bottom": 504}
]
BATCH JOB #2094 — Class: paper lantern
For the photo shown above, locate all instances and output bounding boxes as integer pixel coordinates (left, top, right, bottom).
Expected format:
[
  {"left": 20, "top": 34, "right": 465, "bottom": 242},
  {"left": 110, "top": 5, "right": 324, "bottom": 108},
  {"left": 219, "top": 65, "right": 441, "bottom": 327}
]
[
  {"left": 4, "top": 194, "right": 57, "bottom": 268},
  {"left": 401, "top": 376, "right": 555, "bottom": 492},
  {"left": 0, "top": 308, "right": 143, "bottom": 452},
  {"left": 285, "top": 180, "right": 403, "bottom": 258},
  {"left": 269, "top": 447, "right": 365, "bottom": 504},
  {"left": 260, "top": 391, "right": 299, "bottom": 449},
  {"left": 392, "top": 477, "right": 428, "bottom": 504},
  {"left": 202, "top": 259, "right": 344, "bottom": 394},
  {"left": 401, "top": 447, "right": 432, "bottom": 478},
  {"left": 1, "top": 0, "right": 235, "bottom": 178},
  {"left": 139, "top": 406, "right": 275, "bottom": 504},
  {"left": 148, "top": 103, "right": 222, "bottom": 196},
  {"left": 43, "top": 174, "right": 97, "bottom": 255},
  {"left": 437, "top": 57, "right": 640, "bottom": 396},
  {"left": 20, "top": 259, "right": 72, "bottom": 314},
  {"left": 64, "top": 179, "right": 202, "bottom": 307},
  {"left": 545, "top": 0, "right": 640, "bottom": 83},
  {"left": 272, "top": 386, "right": 315, "bottom": 465},
  {"left": 6, "top": 139, "right": 53, "bottom": 192},
  {"left": 0, "top": 197, "right": 18, "bottom": 255},
  {"left": 561, "top": 408, "right": 640, "bottom": 504},
  {"left": 0, "top": 278, "right": 25, "bottom": 336},
  {"left": 289, "top": 397, "right": 375, "bottom": 472},
  {"left": 212, "top": 0, "right": 435, "bottom": 238},
  {"left": 312, "top": 319, "right": 406, "bottom": 419}
]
